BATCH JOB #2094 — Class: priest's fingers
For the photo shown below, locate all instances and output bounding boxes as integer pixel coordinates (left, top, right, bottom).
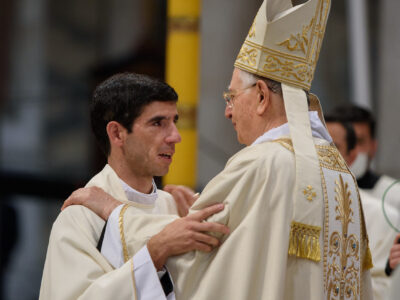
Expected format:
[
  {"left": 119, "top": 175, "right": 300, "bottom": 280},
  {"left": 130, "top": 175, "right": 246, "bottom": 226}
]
[
  {"left": 192, "top": 232, "right": 220, "bottom": 248},
  {"left": 191, "top": 221, "right": 230, "bottom": 235},
  {"left": 393, "top": 233, "right": 400, "bottom": 245},
  {"left": 390, "top": 257, "right": 400, "bottom": 270},
  {"left": 189, "top": 203, "right": 225, "bottom": 221},
  {"left": 164, "top": 184, "right": 196, "bottom": 217},
  {"left": 172, "top": 189, "right": 191, "bottom": 217},
  {"left": 191, "top": 192, "right": 200, "bottom": 206},
  {"left": 389, "top": 244, "right": 400, "bottom": 269},
  {"left": 175, "top": 185, "right": 197, "bottom": 206},
  {"left": 390, "top": 244, "right": 400, "bottom": 257},
  {"left": 192, "top": 241, "right": 214, "bottom": 253}
]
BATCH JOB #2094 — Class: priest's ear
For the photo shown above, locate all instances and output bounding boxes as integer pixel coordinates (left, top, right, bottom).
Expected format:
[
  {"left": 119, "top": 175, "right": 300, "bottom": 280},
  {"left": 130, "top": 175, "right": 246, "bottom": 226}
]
[
  {"left": 106, "top": 121, "right": 128, "bottom": 149},
  {"left": 255, "top": 79, "right": 270, "bottom": 115}
]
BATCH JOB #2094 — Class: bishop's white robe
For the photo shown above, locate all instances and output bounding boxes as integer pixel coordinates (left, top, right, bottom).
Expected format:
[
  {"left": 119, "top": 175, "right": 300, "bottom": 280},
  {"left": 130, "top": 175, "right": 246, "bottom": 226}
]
[
  {"left": 116, "top": 137, "right": 373, "bottom": 300},
  {"left": 39, "top": 164, "right": 178, "bottom": 300}
]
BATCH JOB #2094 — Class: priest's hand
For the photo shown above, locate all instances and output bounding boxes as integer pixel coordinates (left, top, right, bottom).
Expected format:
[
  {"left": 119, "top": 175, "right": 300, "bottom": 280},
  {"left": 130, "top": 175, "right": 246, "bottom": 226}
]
[
  {"left": 147, "top": 203, "right": 229, "bottom": 270},
  {"left": 389, "top": 233, "right": 400, "bottom": 270},
  {"left": 61, "top": 187, "right": 120, "bottom": 220},
  {"left": 163, "top": 184, "right": 199, "bottom": 217}
]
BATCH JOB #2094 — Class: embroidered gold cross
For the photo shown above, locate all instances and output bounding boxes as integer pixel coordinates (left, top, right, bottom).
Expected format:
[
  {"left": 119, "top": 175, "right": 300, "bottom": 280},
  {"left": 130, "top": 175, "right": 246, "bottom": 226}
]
[{"left": 303, "top": 185, "right": 316, "bottom": 201}]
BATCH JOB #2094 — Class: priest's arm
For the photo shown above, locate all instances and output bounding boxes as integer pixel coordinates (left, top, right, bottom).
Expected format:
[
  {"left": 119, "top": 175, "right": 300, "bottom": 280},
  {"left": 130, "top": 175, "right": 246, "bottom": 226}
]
[{"left": 40, "top": 197, "right": 227, "bottom": 300}]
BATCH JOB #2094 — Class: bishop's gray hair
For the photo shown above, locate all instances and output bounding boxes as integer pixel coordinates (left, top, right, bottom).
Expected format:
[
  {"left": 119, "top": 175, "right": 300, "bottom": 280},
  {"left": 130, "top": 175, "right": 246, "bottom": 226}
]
[
  {"left": 237, "top": 69, "right": 310, "bottom": 103},
  {"left": 237, "top": 69, "right": 282, "bottom": 95}
]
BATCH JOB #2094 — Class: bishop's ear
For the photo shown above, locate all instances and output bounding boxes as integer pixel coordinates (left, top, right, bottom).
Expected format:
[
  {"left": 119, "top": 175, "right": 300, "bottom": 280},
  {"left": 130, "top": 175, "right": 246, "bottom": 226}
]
[{"left": 256, "top": 80, "right": 270, "bottom": 115}]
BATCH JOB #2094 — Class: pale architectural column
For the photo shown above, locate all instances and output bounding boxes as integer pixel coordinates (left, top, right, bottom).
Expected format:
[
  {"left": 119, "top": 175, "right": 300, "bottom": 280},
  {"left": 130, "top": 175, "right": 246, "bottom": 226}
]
[
  {"left": 376, "top": 0, "right": 400, "bottom": 178},
  {"left": 346, "top": 0, "right": 372, "bottom": 109},
  {"left": 1, "top": 0, "right": 48, "bottom": 299},
  {"left": 103, "top": 0, "right": 147, "bottom": 60},
  {"left": 1, "top": 0, "right": 47, "bottom": 172},
  {"left": 197, "top": 0, "right": 260, "bottom": 188}
]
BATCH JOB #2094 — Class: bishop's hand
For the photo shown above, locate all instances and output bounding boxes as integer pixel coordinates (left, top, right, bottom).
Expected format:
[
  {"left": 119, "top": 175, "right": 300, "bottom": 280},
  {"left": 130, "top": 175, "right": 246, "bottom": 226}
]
[{"left": 61, "top": 186, "right": 121, "bottom": 220}]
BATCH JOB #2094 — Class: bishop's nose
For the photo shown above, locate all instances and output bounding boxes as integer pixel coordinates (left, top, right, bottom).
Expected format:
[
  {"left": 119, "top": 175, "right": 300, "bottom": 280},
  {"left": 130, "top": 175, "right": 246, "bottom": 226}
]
[{"left": 225, "top": 105, "right": 232, "bottom": 119}]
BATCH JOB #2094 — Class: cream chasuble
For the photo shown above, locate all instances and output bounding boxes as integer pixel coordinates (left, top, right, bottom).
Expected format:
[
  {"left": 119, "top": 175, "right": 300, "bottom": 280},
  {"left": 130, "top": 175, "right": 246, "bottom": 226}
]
[
  {"left": 39, "top": 165, "right": 178, "bottom": 300},
  {"left": 116, "top": 138, "right": 373, "bottom": 300}
]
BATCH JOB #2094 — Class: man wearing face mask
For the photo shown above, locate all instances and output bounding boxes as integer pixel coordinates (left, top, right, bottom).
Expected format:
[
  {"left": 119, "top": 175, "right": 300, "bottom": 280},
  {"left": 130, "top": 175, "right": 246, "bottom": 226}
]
[{"left": 328, "top": 105, "right": 400, "bottom": 212}]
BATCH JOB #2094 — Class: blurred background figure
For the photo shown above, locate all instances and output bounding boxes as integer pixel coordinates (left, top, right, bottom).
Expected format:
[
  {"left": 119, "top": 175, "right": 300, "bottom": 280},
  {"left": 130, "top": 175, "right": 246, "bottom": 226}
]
[
  {"left": 386, "top": 233, "right": 400, "bottom": 276},
  {"left": 1, "top": 0, "right": 400, "bottom": 299},
  {"left": 325, "top": 114, "right": 400, "bottom": 300},
  {"left": 327, "top": 105, "right": 400, "bottom": 213}
]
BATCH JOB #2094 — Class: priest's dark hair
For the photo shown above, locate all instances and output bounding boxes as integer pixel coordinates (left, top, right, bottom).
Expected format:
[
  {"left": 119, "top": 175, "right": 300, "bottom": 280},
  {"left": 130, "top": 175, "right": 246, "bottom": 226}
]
[
  {"left": 90, "top": 72, "right": 178, "bottom": 156},
  {"left": 327, "top": 105, "right": 376, "bottom": 139},
  {"left": 325, "top": 115, "right": 357, "bottom": 154}
]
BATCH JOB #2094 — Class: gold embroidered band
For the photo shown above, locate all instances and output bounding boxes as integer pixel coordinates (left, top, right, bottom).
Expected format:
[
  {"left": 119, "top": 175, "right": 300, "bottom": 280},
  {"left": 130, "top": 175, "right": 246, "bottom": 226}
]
[
  {"left": 118, "top": 204, "right": 138, "bottom": 298},
  {"left": 288, "top": 221, "right": 321, "bottom": 262}
]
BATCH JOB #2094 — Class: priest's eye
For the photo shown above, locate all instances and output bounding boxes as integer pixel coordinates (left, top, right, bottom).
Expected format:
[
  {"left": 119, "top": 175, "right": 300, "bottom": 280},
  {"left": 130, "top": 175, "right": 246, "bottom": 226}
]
[{"left": 153, "top": 121, "right": 161, "bottom": 126}]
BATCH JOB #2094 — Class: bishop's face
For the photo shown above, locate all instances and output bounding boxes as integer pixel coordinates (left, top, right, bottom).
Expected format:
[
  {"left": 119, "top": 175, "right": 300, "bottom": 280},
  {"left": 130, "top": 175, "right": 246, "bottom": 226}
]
[
  {"left": 123, "top": 101, "right": 181, "bottom": 180},
  {"left": 225, "top": 68, "right": 258, "bottom": 146}
]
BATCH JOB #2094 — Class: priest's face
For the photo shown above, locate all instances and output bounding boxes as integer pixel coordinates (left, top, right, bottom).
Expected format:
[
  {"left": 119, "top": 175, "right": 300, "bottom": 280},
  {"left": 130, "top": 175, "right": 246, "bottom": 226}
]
[
  {"left": 352, "top": 122, "right": 376, "bottom": 161},
  {"left": 123, "top": 101, "right": 181, "bottom": 179},
  {"left": 326, "top": 121, "right": 355, "bottom": 165},
  {"left": 225, "top": 68, "right": 258, "bottom": 145}
]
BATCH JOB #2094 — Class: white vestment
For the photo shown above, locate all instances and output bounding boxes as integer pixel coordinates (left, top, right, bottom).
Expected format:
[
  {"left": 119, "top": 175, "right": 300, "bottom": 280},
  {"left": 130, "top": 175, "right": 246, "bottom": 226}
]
[
  {"left": 359, "top": 189, "right": 400, "bottom": 300},
  {"left": 39, "top": 164, "right": 178, "bottom": 300},
  {"left": 114, "top": 136, "right": 373, "bottom": 300},
  {"left": 387, "top": 268, "right": 400, "bottom": 300},
  {"left": 369, "top": 175, "right": 400, "bottom": 213}
]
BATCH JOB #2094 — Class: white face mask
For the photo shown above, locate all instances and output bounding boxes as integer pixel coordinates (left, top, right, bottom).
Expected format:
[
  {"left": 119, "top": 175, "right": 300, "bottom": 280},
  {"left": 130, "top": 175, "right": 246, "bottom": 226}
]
[{"left": 350, "top": 152, "right": 369, "bottom": 179}]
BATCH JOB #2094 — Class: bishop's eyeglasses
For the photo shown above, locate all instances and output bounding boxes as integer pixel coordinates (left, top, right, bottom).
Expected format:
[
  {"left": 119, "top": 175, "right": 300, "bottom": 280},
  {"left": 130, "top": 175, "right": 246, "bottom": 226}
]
[{"left": 223, "top": 83, "right": 256, "bottom": 108}]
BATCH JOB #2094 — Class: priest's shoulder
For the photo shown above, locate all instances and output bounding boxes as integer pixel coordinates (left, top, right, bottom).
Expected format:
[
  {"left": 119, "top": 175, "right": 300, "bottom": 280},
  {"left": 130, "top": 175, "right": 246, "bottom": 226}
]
[{"left": 50, "top": 204, "right": 104, "bottom": 242}]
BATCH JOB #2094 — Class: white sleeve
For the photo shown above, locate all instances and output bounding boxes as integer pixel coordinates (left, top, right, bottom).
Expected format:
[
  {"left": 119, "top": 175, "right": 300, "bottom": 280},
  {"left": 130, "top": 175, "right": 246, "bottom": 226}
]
[
  {"left": 133, "top": 246, "right": 175, "bottom": 300},
  {"left": 101, "top": 204, "right": 125, "bottom": 268},
  {"left": 101, "top": 205, "right": 175, "bottom": 300}
]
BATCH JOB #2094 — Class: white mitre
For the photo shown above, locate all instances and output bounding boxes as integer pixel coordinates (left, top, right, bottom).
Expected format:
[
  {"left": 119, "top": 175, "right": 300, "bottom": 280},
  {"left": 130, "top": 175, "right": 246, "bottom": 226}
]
[{"left": 235, "top": 0, "right": 331, "bottom": 262}]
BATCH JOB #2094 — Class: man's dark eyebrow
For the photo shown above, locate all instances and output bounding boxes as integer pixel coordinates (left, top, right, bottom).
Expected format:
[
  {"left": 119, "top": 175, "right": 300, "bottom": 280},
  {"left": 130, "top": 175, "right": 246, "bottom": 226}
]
[
  {"left": 147, "top": 115, "right": 166, "bottom": 124},
  {"left": 147, "top": 114, "right": 179, "bottom": 124}
]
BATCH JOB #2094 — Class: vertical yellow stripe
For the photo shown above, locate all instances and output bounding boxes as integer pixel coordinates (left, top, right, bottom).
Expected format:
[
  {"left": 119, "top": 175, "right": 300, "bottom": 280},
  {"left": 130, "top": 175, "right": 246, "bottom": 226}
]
[{"left": 164, "top": 0, "right": 200, "bottom": 188}]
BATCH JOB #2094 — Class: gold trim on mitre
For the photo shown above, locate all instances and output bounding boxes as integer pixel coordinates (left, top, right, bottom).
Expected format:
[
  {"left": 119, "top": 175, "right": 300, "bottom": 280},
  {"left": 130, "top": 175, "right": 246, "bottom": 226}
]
[{"left": 234, "top": 0, "right": 331, "bottom": 91}]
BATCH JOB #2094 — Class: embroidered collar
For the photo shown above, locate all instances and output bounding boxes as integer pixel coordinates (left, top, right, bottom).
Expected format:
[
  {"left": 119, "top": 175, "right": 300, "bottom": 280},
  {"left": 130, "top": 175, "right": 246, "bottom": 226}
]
[{"left": 252, "top": 111, "right": 332, "bottom": 146}]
